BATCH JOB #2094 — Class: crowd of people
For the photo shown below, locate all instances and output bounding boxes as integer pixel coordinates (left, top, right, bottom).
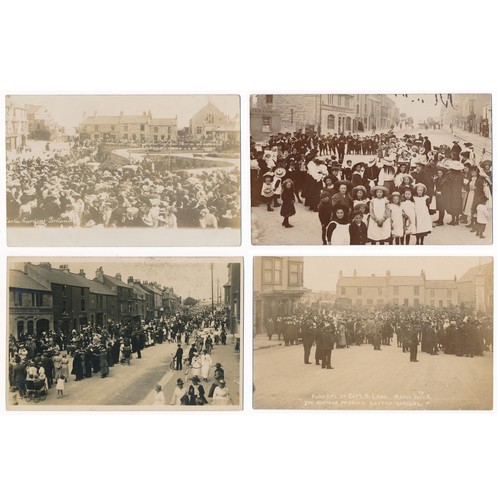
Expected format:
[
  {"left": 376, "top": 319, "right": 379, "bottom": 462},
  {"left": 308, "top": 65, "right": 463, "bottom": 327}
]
[
  {"left": 251, "top": 130, "right": 492, "bottom": 244},
  {"left": 8, "top": 306, "right": 235, "bottom": 406},
  {"left": 7, "top": 140, "right": 240, "bottom": 229},
  {"left": 263, "top": 303, "right": 493, "bottom": 367}
]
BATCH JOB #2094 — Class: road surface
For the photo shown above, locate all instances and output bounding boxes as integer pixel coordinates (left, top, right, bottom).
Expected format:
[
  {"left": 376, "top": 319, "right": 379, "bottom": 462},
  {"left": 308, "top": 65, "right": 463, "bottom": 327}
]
[{"left": 253, "top": 337, "right": 493, "bottom": 410}]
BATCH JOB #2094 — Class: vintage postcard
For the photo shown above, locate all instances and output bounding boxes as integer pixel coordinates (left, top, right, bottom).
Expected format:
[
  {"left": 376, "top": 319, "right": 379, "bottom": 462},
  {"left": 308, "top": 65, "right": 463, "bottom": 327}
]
[
  {"left": 6, "top": 95, "right": 240, "bottom": 246},
  {"left": 7, "top": 257, "right": 242, "bottom": 410},
  {"left": 250, "top": 94, "right": 492, "bottom": 245},
  {"left": 253, "top": 256, "right": 493, "bottom": 410}
]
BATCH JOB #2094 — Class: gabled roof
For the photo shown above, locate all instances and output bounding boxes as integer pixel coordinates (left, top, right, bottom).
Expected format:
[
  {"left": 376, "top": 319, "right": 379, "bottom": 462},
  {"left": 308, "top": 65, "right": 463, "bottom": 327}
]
[
  {"left": 130, "top": 282, "right": 146, "bottom": 299},
  {"left": 25, "top": 263, "right": 89, "bottom": 287},
  {"left": 140, "top": 282, "right": 163, "bottom": 295},
  {"left": 102, "top": 274, "right": 133, "bottom": 289},
  {"left": 89, "top": 280, "right": 116, "bottom": 296},
  {"left": 9, "top": 269, "right": 51, "bottom": 292},
  {"left": 121, "top": 115, "right": 148, "bottom": 124},
  {"left": 458, "top": 262, "right": 493, "bottom": 283}
]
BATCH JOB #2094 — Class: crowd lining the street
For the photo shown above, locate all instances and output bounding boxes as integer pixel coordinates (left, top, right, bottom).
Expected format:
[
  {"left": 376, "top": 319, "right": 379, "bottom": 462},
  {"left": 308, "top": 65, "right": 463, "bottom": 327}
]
[
  {"left": 263, "top": 304, "right": 493, "bottom": 367},
  {"left": 251, "top": 130, "right": 492, "bottom": 244},
  {"left": 8, "top": 307, "right": 235, "bottom": 406}
]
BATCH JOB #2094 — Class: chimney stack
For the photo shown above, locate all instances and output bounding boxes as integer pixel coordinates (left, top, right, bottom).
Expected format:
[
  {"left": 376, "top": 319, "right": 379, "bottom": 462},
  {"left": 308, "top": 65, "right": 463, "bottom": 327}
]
[
  {"left": 128, "top": 276, "right": 134, "bottom": 284},
  {"left": 115, "top": 273, "right": 122, "bottom": 281},
  {"left": 59, "top": 264, "right": 70, "bottom": 273},
  {"left": 95, "top": 267, "right": 104, "bottom": 282},
  {"left": 79, "top": 269, "right": 86, "bottom": 277}
]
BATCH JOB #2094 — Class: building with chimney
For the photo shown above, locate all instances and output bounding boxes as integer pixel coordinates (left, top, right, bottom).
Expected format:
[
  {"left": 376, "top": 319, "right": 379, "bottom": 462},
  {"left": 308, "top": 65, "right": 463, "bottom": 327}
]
[
  {"left": 78, "top": 111, "right": 177, "bottom": 142},
  {"left": 335, "top": 269, "right": 458, "bottom": 307},
  {"left": 9, "top": 269, "right": 53, "bottom": 339},
  {"left": 457, "top": 261, "right": 494, "bottom": 313},
  {"left": 189, "top": 101, "right": 239, "bottom": 143},
  {"left": 94, "top": 268, "right": 134, "bottom": 323},
  {"left": 5, "top": 97, "right": 29, "bottom": 151},
  {"left": 26, "top": 104, "right": 63, "bottom": 140},
  {"left": 127, "top": 276, "right": 147, "bottom": 320},
  {"left": 139, "top": 281, "right": 164, "bottom": 318}
]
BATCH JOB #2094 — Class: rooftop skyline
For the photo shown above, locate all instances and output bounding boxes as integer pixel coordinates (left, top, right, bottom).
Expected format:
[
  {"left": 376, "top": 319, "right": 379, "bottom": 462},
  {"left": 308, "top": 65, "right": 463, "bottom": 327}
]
[
  {"left": 303, "top": 257, "right": 492, "bottom": 292},
  {"left": 10, "top": 258, "right": 239, "bottom": 301}
]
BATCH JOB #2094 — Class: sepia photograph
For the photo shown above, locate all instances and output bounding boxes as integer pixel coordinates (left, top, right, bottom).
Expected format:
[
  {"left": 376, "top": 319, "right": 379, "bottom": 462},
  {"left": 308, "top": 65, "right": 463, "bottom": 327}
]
[
  {"left": 253, "top": 256, "right": 493, "bottom": 410},
  {"left": 250, "top": 94, "right": 492, "bottom": 245},
  {"left": 6, "top": 95, "right": 241, "bottom": 246},
  {"left": 7, "top": 257, "right": 242, "bottom": 410}
]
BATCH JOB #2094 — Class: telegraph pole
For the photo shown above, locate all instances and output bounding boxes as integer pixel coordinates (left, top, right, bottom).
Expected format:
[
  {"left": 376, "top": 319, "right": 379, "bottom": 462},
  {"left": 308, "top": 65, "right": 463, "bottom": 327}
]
[{"left": 210, "top": 263, "right": 214, "bottom": 312}]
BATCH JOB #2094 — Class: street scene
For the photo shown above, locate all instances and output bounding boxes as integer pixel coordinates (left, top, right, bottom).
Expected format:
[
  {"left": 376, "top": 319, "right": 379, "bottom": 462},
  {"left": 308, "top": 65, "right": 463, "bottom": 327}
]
[
  {"left": 6, "top": 95, "right": 240, "bottom": 246},
  {"left": 253, "top": 256, "right": 493, "bottom": 410},
  {"left": 250, "top": 94, "right": 492, "bottom": 245},
  {"left": 8, "top": 258, "right": 242, "bottom": 409}
]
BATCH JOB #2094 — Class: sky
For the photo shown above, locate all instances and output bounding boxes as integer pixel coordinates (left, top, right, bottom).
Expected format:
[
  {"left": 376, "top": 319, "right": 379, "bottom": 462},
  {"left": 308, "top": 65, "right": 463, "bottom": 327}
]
[
  {"left": 303, "top": 256, "right": 492, "bottom": 292},
  {"left": 392, "top": 93, "right": 452, "bottom": 122},
  {"left": 10, "top": 258, "right": 240, "bottom": 301},
  {"left": 8, "top": 94, "right": 240, "bottom": 130}
]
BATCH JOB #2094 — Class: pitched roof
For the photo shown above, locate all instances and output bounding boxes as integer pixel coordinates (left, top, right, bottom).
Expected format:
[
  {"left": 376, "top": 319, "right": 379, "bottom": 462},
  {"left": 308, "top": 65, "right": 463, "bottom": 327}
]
[
  {"left": 338, "top": 276, "right": 387, "bottom": 287},
  {"left": 25, "top": 263, "right": 89, "bottom": 287},
  {"left": 426, "top": 280, "right": 457, "bottom": 289},
  {"left": 140, "top": 282, "right": 163, "bottom": 294},
  {"left": 9, "top": 269, "right": 51, "bottom": 292},
  {"left": 458, "top": 262, "right": 493, "bottom": 283},
  {"left": 150, "top": 118, "right": 176, "bottom": 126},
  {"left": 121, "top": 115, "right": 148, "bottom": 124},
  {"left": 102, "top": 274, "right": 133, "bottom": 289},
  {"left": 130, "top": 282, "right": 146, "bottom": 299},
  {"left": 89, "top": 280, "right": 116, "bottom": 296},
  {"left": 81, "top": 116, "right": 121, "bottom": 125},
  {"left": 387, "top": 276, "right": 423, "bottom": 286}
]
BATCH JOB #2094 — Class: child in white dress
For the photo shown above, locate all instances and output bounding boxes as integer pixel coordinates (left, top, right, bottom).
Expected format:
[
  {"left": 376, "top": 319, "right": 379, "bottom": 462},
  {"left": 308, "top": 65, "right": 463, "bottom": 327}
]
[
  {"left": 368, "top": 186, "right": 391, "bottom": 245},
  {"left": 388, "top": 192, "right": 407, "bottom": 245},
  {"left": 401, "top": 187, "right": 416, "bottom": 245},
  {"left": 413, "top": 183, "right": 432, "bottom": 245}
]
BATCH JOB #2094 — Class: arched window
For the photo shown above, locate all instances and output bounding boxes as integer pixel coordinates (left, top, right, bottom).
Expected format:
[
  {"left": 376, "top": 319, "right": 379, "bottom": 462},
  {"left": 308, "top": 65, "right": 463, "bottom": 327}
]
[
  {"left": 327, "top": 114, "right": 335, "bottom": 129},
  {"left": 27, "top": 320, "right": 34, "bottom": 335},
  {"left": 17, "top": 320, "right": 24, "bottom": 337}
]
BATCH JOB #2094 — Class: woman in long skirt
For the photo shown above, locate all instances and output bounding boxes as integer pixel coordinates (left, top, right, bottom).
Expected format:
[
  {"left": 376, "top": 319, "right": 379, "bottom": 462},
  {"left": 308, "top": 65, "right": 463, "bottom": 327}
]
[{"left": 280, "top": 178, "right": 296, "bottom": 228}]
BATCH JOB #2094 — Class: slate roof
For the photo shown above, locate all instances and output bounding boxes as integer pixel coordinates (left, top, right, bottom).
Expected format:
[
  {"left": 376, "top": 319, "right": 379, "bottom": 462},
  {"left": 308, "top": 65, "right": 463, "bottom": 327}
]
[
  {"left": 9, "top": 269, "right": 51, "bottom": 292},
  {"left": 426, "top": 280, "right": 457, "bottom": 289},
  {"left": 458, "top": 262, "right": 493, "bottom": 283}
]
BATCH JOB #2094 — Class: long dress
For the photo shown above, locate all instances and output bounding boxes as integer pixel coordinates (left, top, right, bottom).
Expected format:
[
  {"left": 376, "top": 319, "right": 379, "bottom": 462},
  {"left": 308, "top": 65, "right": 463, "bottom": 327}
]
[
  {"left": 414, "top": 196, "right": 432, "bottom": 235},
  {"left": 280, "top": 188, "right": 296, "bottom": 217},
  {"left": 190, "top": 355, "right": 201, "bottom": 377},
  {"left": 401, "top": 200, "right": 416, "bottom": 235},
  {"left": 367, "top": 198, "right": 391, "bottom": 241},
  {"left": 212, "top": 386, "right": 231, "bottom": 405},
  {"left": 389, "top": 203, "right": 405, "bottom": 237},
  {"left": 200, "top": 354, "right": 212, "bottom": 380}
]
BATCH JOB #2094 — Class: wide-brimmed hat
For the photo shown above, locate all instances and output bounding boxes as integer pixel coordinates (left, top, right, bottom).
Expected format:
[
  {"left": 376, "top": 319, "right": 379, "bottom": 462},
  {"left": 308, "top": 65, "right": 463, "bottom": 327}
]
[
  {"left": 191, "top": 376, "right": 200, "bottom": 383},
  {"left": 353, "top": 202, "right": 369, "bottom": 211},
  {"left": 351, "top": 185, "right": 367, "bottom": 197},
  {"left": 367, "top": 157, "right": 378, "bottom": 167},
  {"left": 262, "top": 171, "right": 275, "bottom": 179},
  {"left": 274, "top": 167, "right": 286, "bottom": 178},
  {"left": 448, "top": 161, "right": 464, "bottom": 171},
  {"left": 390, "top": 191, "right": 401, "bottom": 200},
  {"left": 323, "top": 175, "right": 335, "bottom": 184},
  {"left": 370, "top": 185, "right": 389, "bottom": 196},
  {"left": 413, "top": 183, "right": 427, "bottom": 195},
  {"left": 176, "top": 378, "right": 184, "bottom": 386},
  {"left": 401, "top": 173, "right": 414, "bottom": 184}
]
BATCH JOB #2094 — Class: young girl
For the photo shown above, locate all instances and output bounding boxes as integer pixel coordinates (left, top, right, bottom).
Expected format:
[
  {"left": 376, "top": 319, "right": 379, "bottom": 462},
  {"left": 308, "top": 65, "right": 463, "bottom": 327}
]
[
  {"left": 349, "top": 210, "right": 368, "bottom": 245},
  {"left": 261, "top": 172, "right": 275, "bottom": 211},
  {"left": 331, "top": 180, "right": 352, "bottom": 217},
  {"left": 413, "top": 183, "right": 432, "bottom": 245},
  {"left": 326, "top": 205, "right": 351, "bottom": 245},
  {"left": 367, "top": 186, "right": 391, "bottom": 245},
  {"left": 321, "top": 175, "right": 336, "bottom": 201},
  {"left": 318, "top": 192, "right": 333, "bottom": 245},
  {"left": 352, "top": 186, "right": 369, "bottom": 210},
  {"left": 56, "top": 374, "right": 65, "bottom": 398},
  {"left": 475, "top": 195, "right": 489, "bottom": 239},
  {"left": 280, "top": 178, "right": 296, "bottom": 228},
  {"left": 398, "top": 173, "right": 414, "bottom": 195},
  {"left": 351, "top": 162, "right": 364, "bottom": 188},
  {"left": 401, "top": 187, "right": 416, "bottom": 245},
  {"left": 388, "top": 191, "right": 407, "bottom": 245}
]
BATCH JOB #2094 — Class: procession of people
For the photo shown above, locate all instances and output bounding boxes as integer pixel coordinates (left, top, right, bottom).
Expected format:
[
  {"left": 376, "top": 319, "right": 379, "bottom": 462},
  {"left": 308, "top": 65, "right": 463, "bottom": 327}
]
[
  {"left": 251, "top": 129, "right": 492, "bottom": 244},
  {"left": 8, "top": 305, "right": 235, "bottom": 406},
  {"left": 7, "top": 139, "right": 240, "bottom": 229},
  {"left": 262, "top": 303, "right": 493, "bottom": 368}
]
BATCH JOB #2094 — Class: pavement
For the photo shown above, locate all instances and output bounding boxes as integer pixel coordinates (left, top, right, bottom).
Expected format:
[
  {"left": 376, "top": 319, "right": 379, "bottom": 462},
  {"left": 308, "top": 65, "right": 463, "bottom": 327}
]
[
  {"left": 253, "top": 336, "right": 493, "bottom": 410},
  {"left": 15, "top": 336, "right": 241, "bottom": 408},
  {"left": 252, "top": 128, "right": 492, "bottom": 245}
]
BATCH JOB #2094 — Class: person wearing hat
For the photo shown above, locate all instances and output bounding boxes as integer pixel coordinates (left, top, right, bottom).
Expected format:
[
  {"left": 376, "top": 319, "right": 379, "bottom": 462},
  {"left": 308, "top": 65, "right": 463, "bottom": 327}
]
[
  {"left": 349, "top": 209, "right": 368, "bottom": 245},
  {"left": 174, "top": 343, "right": 184, "bottom": 371},
  {"left": 208, "top": 362, "right": 225, "bottom": 397},
  {"left": 321, "top": 175, "right": 336, "bottom": 200},
  {"left": 450, "top": 140, "right": 462, "bottom": 161},
  {"left": 212, "top": 380, "right": 232, "bottom": 405},
  {"left": 367, "top": 186, "right": 391, "bottom": 244},
  {"left": 363, "top": 157, "right": 379, "bottom": 193},
  {"left": 433, "top": 166, "right": 447, "bottom": 226},
  {"left": 378, "top": 159, "right": 396, "bottom": 194},
  {"left": 171, "top": 378, "right": 188, "bottom": 405},
  {"left": 352, "top": 185, "right": 369, "bottom": 210},
  {"left": 261, "top": 172, "right": 275, "bottom": 211},
  {"left": 441, "top": 161, "right": 464, "bottom": 226},
  {"left": 388, "top": 192, "right": 407, "bottom": 245},
  {"left": 318, "top": 191, "right": 334, "bottom": 245},
  {"left": 351, "top": 162, "right": 365, "bottom": 188},
  {"left": 413, "top": 183, "right": 432, "bottom": 245},
  {"left": 71, "top": 350, "right": 84, "bottom": 381},
  {"left": 280, "top": 178, "right": 296, "bottom": 228},
  {"left": 475, "top": 194, "right": 490, "bottom": 239},
  {"left": 187, "top": 375, "right": 207, "bottom": 406}
]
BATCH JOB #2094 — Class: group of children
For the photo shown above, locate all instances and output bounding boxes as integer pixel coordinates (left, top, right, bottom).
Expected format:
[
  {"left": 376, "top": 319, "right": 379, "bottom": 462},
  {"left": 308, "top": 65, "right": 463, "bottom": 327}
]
[{"left": 263, "top": 170, "right": 438, "bottom": 244}]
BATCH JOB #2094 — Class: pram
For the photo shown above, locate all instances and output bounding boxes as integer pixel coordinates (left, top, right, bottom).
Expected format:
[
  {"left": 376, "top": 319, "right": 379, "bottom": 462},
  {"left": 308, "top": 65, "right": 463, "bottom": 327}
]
[{"left": 25, "top": 378, "right": 47, "bottom": 403}]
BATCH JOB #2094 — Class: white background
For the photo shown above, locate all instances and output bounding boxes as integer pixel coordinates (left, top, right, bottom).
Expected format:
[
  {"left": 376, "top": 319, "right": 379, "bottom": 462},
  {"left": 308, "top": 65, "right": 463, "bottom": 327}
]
[{"left": 1, "top": 1, "right": 499, "bottom": 499}]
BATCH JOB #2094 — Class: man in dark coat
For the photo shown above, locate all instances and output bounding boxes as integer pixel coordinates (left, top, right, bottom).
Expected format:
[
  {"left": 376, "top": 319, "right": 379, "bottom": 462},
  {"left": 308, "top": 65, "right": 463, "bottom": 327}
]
[
  {"left": 409, "top": 326, "right": 420, "bottom": 362},
  {"left": 318, "top": 326, "right": 334, "bottom": 369},
  {"left": 301, "top": 320, "right": 314, "bottom": 365},
  {"left": 423, "top": 136, "right": 432, "bottom": 155},
  {"left": 450, "top": 141, "right": 462, "bottom": 160},
  {"left": 13, "top": 359, "right": 27, "bottom": 397},
  {"left": 175, "top": 343, "right": 183, "bottom": 370},
  {"left": 40, "top": 352, "right": 54, "bottom": 389}
]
